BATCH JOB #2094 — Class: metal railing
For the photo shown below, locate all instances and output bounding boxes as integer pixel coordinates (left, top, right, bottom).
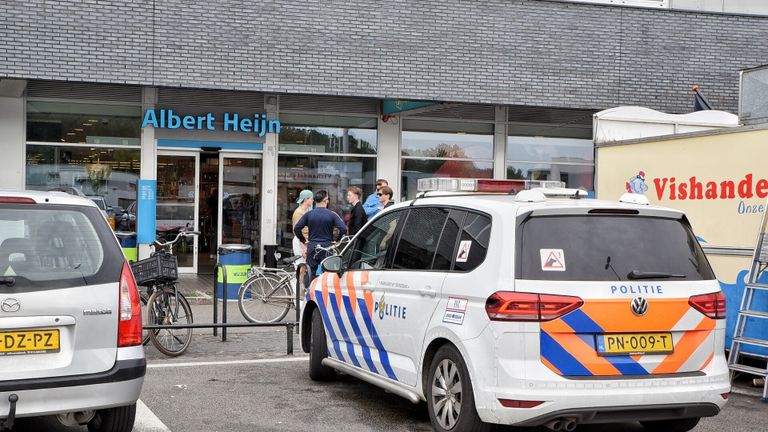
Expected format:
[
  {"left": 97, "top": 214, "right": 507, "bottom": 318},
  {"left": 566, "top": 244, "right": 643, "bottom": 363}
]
[{"left": 142, "top": 262, "right": 304, "bottom": 355}]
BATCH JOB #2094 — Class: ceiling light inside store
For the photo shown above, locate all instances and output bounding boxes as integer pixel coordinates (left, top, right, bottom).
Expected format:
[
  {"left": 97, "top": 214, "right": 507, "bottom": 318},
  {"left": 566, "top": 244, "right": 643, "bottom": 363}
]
[
  {"left": 66, "top": 133, "right": 75, "bottom": 136},
  {"left": 74, "top": 128, "right": 83, "bottom": 132}
]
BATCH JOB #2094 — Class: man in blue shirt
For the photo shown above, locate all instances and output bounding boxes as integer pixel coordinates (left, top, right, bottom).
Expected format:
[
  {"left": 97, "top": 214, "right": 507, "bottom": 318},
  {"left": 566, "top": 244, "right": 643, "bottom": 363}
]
[
  {"left": 363, "top": 179, "right": 389, "bottom": 218},
  {"left": 294, "top": 190, "right": 347, "bottom": 280}
]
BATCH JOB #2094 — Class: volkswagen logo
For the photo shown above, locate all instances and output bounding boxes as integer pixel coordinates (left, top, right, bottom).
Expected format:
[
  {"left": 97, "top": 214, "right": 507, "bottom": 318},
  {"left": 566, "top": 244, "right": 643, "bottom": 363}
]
[
  {"left": 631, "top": 296, "right": 649, "bottom": 317},
  {"left": 1, "top": 298, "right": 20, "bottom": 313}
]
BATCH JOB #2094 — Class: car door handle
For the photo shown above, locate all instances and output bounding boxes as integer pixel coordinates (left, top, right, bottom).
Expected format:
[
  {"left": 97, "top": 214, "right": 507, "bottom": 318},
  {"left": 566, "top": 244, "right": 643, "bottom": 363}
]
[{"left": 419, "top": 287, "right": 437, "bottom": 297}]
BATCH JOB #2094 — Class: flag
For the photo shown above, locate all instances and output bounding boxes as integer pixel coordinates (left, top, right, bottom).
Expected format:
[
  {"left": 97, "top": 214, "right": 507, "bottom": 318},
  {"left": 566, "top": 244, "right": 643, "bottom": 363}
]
[{"left": 692, "top": 85, "right": 712, "bottom": 111}]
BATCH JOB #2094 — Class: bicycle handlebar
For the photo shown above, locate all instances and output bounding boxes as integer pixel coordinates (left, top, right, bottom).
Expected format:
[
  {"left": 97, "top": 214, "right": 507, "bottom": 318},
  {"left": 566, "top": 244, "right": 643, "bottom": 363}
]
[{"left": 153, "top": 231, "right": 199, "bottom": 250}]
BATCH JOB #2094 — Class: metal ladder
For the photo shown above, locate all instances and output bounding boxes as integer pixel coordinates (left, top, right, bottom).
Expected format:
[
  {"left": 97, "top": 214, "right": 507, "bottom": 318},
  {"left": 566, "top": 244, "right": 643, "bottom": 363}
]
[{"left": 727, "top": 209, "right": 768, "bottom": 402}]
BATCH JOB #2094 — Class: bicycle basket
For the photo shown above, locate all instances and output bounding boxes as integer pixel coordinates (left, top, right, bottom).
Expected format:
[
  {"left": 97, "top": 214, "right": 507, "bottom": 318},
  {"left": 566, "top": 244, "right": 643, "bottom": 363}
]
[{"left": 130, "top": 253, "right": 178, "bottom": 286}]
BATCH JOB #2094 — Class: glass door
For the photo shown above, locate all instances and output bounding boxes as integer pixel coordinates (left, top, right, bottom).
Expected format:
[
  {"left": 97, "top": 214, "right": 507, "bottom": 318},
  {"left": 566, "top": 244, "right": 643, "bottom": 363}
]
[
  {"left": 156, "top": 152, "right": 199, "bottom": 273},
  {"left": 218, "top": 153, "right": 262, "bottom": 265}
]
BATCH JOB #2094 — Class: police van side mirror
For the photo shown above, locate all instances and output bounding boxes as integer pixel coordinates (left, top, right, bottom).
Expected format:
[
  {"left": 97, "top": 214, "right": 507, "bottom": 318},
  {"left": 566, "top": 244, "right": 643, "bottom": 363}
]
[{"left": 321, "top": 255, "right": 344, "bottom": 274}]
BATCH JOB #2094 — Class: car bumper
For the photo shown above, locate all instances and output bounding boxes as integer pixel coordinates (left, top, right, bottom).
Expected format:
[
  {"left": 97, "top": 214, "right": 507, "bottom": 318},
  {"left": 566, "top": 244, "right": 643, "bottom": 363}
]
[{"left": 0, "top": 357, "right": 145, "bottom": 418}]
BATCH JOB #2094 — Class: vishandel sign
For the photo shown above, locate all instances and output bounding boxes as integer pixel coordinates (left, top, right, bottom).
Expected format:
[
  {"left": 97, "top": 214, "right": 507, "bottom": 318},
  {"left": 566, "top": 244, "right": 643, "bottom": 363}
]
[{"left": 141, "top": 108, "right": 281, "bottom": 137}]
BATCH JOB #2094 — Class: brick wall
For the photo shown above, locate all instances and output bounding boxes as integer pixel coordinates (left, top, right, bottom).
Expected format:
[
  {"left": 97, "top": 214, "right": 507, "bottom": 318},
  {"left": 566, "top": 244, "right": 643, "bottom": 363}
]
[{"left": 1, "top": 0, "right": 766, "bottom": 113}]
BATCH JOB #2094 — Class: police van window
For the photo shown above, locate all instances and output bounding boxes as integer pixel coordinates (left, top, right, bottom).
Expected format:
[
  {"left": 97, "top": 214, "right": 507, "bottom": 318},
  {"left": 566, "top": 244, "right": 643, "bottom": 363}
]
[
  {"left": 454, "top": 212, "right": 492, "bottom": 272},
  {"left": 432, "top": 210, "right": 465, "bottom": 271},
  {"left": 392, "top": 207, "right": 449, "bottom": 270},
  {"left": 346, "top": 210, "right": 402, "bottom": 270},
  {"left": 518, "top": 215, "right": 715, "bottom": 281}
]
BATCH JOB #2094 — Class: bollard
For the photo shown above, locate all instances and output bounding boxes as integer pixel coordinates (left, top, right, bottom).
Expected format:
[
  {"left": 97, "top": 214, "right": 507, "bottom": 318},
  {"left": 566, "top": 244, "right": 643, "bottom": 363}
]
[
  {"left": 295, "top": 264, "right": 304, "bottom": 334},
  {"left": 212, "top": 264, "right": 220, "bottom": 337},
  {"left": 222, "top": 266, "right": 228, "bottom": 342},
  {"left": 286, "top": 323, "right": 294, "bottom": 355}
]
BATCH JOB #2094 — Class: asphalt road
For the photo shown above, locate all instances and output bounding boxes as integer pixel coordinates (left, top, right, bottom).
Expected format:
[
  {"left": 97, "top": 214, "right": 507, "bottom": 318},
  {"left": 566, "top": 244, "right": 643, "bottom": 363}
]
[{"left": 8, "top": 304, "right": 768, "bottom": 432}]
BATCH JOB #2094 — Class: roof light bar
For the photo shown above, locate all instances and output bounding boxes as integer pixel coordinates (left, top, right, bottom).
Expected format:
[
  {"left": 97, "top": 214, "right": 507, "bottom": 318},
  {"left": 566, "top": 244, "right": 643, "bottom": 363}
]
[{"left": 417, "top": 178, "right": 566, "bottom": 195}]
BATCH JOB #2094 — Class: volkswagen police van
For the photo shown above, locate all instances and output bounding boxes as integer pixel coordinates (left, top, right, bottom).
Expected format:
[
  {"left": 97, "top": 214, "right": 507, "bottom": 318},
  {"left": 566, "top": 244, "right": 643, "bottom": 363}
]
[{"left": 300, "top": 178, "right": 730, "bottom": 432}]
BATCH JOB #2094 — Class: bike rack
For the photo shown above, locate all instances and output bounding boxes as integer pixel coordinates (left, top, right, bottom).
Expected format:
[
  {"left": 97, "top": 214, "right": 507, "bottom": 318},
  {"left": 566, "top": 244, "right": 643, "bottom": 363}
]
[{"left": 141, "top": 262, "right": 302, "bottom": 355}]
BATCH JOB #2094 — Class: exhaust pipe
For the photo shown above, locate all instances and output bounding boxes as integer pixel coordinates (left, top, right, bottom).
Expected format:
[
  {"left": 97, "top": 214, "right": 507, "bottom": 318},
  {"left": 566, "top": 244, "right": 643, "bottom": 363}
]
[
  {"left": 563, "top": 418, "right": 578, "bottom": 432},
  {"left": 544, "top": 419, "right": 564, "bottom": 431}
]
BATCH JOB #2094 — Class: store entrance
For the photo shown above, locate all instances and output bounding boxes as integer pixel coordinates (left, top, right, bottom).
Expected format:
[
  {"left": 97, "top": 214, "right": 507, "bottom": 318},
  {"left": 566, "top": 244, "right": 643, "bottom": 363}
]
[{"left": 156, "top": 150, "right": 262, "bottom": 274}]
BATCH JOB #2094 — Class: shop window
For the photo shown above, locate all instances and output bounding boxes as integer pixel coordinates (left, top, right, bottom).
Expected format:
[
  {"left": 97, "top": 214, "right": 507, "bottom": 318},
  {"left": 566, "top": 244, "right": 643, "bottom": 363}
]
[
  {"left": 401, "top": 120, "right": 494, "bottom": 200},
  {"left": 278, "top": 114, "right": 377, "bottom": 155},
  {"left": 25, "top": 145, "right": 141, "bottom": 230},
  {"left": 276, "top": 155, "right": 376, "bottom": 253},
  {"left": 26, "top": 101, "right": 141, "bottom": 145},
  {"left": 506, "top": 136, "right": 594, "bottom": 192}
]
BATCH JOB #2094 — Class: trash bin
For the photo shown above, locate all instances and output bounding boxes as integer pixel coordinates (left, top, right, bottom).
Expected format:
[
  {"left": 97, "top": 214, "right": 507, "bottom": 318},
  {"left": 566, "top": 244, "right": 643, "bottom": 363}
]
[
  {"left": 263, "top": 245, "right": 278, "bottom": 269},
  {"left": 119, "top": 233, "right": 138, "bottom": 263},
  {"left": 217, "top": 244, "right": 251, "bottom": 301}
]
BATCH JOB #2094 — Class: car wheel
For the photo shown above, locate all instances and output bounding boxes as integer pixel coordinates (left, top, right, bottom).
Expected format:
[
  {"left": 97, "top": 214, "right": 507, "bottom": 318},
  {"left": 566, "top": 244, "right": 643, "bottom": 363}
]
[
  {"left": 641, "top": 418, "right": 700, "bottom": 432},
  {"left": 87, "top": 403, "right": 136, "bottom": 432},
  {"left": 309, "top": 308, "right": 335, "bottom": 381},
  {"left": 426, "top": 345, "right": 491, "bottom": 432}
]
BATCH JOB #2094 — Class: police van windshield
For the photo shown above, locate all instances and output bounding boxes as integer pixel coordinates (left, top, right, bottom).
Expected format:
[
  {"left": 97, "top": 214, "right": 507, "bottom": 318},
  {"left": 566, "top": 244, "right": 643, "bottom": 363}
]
[{"left": 518, "top": 215, "right": 715, "bottom": 281}]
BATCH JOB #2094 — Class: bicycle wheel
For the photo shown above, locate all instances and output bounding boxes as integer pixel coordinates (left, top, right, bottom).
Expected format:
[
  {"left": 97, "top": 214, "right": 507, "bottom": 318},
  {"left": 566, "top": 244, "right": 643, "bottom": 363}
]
[
  {"left": 238, "top": 273, "right": 293, "bottom": 323},
  {"left": 147, "top": 287, "right": 193, "bottom": 357}
]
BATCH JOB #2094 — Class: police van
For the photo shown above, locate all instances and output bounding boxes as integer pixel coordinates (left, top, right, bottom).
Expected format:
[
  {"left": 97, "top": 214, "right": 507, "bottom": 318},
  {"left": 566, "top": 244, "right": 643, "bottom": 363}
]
[{"left": 300, "top": 178, "right": 730, "bottom": 432}]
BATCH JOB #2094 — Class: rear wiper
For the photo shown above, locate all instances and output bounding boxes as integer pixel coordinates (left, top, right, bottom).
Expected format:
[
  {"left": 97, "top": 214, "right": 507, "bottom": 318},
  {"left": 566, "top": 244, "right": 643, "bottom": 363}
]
[
  {"left": 0, "top": 277, "right": 15, "bottom": 287},
  {"left": 627, "top": 270, "right": 686, "bottom": 280}
]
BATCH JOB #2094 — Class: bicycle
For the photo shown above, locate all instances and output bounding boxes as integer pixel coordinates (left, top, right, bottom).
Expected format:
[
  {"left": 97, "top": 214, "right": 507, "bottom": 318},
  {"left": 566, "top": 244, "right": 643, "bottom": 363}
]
[
  {"left": 237, "top": 255, "right": 302, "bottom": 323},
  {"left": 237, "top": 236, "right": 352, "bottom": 323},
  {"left": 129, "top": 231, "right": 198, "bottom": 356}
]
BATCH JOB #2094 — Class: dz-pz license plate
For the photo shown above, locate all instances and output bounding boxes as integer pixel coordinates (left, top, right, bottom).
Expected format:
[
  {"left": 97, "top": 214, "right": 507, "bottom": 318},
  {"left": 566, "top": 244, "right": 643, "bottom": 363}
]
[
  {"left": 0, "top": 329, "right": 60, "bottom": 356},
  {"left": 596, "top": 332, "right": 673, "bottom": 356}
]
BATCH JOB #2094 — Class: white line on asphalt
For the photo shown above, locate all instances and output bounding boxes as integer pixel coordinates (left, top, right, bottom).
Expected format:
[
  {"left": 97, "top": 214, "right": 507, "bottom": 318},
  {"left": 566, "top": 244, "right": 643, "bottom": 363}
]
[
  {"left": 147, "top": 356, "right": 309, "bottom": 369},
  {"left": 135, "top": 399, "right": 171, "bottom": 432}
]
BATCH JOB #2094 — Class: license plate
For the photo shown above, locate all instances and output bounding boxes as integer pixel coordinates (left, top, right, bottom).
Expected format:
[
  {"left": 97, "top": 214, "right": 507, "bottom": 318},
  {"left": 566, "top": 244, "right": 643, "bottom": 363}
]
[
  {"left": 596, "top": 332, "right": 673, "bottom": 356},
  {"left": 0, "top": 330, "right": 60, "bottom": 356}
]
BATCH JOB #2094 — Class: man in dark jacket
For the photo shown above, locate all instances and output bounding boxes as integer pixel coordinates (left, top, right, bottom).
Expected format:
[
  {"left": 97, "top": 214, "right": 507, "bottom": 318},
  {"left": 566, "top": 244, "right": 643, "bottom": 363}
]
[
  {"left": 346, "top": 186, "right": 368, "bottom": 236},
  {"left": 294, "top": 190, "right": 347, "bottom": 280}
]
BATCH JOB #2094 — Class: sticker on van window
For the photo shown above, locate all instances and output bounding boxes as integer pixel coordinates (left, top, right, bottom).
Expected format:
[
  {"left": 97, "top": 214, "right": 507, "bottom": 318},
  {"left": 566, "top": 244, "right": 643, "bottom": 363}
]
[
  {"left": 456, "top": 240, "right": 472, "bottom": 263},
  {"left": 540, "top": 249, "right": 566, "bottom": 271}
]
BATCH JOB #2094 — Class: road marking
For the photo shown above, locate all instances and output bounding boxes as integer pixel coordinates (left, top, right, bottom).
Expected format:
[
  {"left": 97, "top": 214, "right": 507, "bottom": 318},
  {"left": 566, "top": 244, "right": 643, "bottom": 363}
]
[
  {"left": 135, "top": 399, "right": 171, "bottom": 432},
  {"left": 147, "top": 356, "right": 309, "bottom": 369}
]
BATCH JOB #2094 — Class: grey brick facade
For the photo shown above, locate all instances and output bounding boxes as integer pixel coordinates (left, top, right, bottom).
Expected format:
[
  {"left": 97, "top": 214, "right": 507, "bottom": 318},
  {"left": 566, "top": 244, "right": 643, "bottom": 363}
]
[{"left": 1, "top": 0, "right": 766, "bottom": 113}]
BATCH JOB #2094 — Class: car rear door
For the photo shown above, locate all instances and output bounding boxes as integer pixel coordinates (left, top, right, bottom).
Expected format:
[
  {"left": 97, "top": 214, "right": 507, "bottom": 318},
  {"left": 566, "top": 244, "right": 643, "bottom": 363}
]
[
  {"left": 0, "top": 201, "right": 124, "bottom": 380},
  {"left": 515, "top": 210, "right": 722, "bottom": 378}
]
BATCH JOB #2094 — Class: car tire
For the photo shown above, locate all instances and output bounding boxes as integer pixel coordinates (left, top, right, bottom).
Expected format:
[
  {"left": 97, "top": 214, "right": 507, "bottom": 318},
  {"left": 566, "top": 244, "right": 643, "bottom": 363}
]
[
  {"left": 641, "top": 417, "right": 700, "bottom": 432},
  {"left": 309, "top": 308, "right": 335, "bottom": 381},
  {"left": 87, "top": 403, "right": 136, "bottom": 432},
  {"left": 426, "top": 345, "right": 491, "bottom": 432}
]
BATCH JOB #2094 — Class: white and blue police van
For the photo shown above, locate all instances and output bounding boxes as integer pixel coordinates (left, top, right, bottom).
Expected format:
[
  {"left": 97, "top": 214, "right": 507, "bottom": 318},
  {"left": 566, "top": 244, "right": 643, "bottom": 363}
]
[{"left": 300, "top": 178, "right": 730, "bottom": 432}]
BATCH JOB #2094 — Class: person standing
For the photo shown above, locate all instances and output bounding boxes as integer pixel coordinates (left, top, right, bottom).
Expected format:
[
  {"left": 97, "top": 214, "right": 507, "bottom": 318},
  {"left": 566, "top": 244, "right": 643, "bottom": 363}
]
[
  {"left": 363, "top": 179, "right": 388, "bottom": 218},
  {"left": 291, "top": 189, "right": 314, "bottom": 266},
  {"left": 294, "top": 190, "right": 347, "bottom": 280},
  {"left": 377, "top": 185, "right": 395, "bottom": 210},
  {"left": 346, "top": 186, "right": 367, "bottom": 236}
]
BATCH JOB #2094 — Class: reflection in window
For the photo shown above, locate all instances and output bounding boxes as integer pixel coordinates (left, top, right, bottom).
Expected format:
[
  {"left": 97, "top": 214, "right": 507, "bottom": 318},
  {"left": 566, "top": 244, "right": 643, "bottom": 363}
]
[
  {"left": 401, "top": 123, "right": 494, "bottom": 200},
  {"left": 26, "top": 101, "right": 141, "bottom": 145},
  {"left": 26, "top": 145, "right": 140, "bottom": 211},
  {"left": 277, "top": 155, "right": 376, "bottom": 253},
  {"left": 507, "top": 136, "right": 594, "bottom": 192},
  {"left": 278, "top": 114, "right": 377, "bottom": 155}
]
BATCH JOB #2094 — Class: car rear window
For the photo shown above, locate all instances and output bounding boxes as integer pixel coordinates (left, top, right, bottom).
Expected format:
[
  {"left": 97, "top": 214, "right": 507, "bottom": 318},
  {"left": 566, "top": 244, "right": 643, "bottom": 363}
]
[
  {"left": 0, "top": 204, "right": 123, "bottom": 290},
  {"left": 518, "top": 215, "right": 715, "bottom": 281}
]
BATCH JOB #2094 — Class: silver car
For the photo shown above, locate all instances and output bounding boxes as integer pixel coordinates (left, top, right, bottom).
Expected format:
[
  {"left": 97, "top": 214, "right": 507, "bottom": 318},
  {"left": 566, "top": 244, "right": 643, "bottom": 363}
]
[{"left": 0, "top": 191, "right": 144, "bottom": 431}]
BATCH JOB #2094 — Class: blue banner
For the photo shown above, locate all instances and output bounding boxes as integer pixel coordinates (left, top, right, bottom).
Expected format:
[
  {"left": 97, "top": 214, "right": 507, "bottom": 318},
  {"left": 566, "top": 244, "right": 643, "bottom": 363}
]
[
  {"left": 136, "top": 179, "right": 157, "bottom": 244},
  {"left": 382, "top": 100, "right": 438, "bottom": 115}
]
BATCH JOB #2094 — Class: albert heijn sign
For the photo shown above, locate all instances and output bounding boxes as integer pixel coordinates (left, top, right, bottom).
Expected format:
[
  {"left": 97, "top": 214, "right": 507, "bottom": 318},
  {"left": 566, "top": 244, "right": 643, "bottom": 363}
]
[{"left": 141, "top": 108, "right": 281, "bottom": 136}]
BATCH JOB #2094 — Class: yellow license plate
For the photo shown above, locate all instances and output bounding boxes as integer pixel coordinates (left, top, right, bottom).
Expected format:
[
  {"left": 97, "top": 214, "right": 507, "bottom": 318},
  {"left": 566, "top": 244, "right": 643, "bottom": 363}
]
[
  {"left": 596, "top": 332, "right": 673, "bottom": 356},
  {"left": 0, "top": 330, "right": 60, "bottom": 356}
]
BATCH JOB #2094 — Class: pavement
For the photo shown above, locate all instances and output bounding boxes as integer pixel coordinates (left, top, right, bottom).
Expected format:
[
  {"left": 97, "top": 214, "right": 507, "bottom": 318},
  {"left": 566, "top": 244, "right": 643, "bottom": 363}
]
[{"left": 8, "top": 302, "right": 768, "bottom": 432}]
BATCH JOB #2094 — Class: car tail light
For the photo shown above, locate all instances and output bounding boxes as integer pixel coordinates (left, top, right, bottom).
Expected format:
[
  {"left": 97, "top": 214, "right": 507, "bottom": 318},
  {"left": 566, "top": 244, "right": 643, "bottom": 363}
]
[
  {"left": 499, "top": 399, "right": 544, "bottom": 408},
  {"left": 485, "top": 292, "right": 583, "bottom": 322},
  {"left": 689, "top": 292, "right": 726, "bottom": 320},
  {"left": 118, "top": 261, "right": 142, "bottom": 347},
  {"left": 0, "top": 197, "right": 35, "bottom": 204}
]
